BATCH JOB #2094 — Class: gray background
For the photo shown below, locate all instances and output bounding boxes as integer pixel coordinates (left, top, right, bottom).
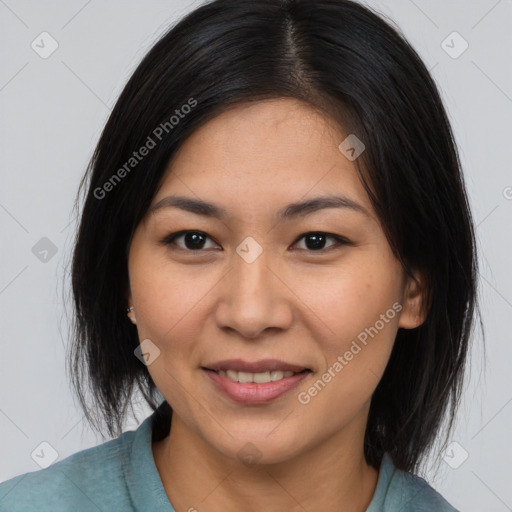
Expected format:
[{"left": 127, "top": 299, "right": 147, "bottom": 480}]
[{"left": 1, "top": 1, "right": 511, "bottom": 510}]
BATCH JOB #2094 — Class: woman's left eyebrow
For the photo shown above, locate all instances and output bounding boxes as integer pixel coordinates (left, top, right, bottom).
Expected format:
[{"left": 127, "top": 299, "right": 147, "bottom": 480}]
[{"left": 149, "top": 194, "right": 371, "bottom": 220}]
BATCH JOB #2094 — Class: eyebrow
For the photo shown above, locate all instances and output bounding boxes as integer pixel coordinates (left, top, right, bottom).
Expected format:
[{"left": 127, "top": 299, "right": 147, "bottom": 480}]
[{"left": 149, "top": 194, "right": 370, "bottom": 220}]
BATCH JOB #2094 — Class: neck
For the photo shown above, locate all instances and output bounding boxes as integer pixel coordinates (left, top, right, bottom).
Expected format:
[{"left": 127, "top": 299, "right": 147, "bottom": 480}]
[{"left": 152, "top": 409, "right": 379, "bottom": 512}]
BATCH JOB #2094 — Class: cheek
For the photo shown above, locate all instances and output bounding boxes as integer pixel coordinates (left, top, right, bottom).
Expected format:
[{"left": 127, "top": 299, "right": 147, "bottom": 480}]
[
  {"left": 291, "top": 255, "right": 403, "bottom": 415},
  {"left": 128, "top": 255, "right": 213, "bottom": 421},
  {"left": 130, "top": 254, "right": 212, "bottom": 345},
  {"left": 296, "top": 298, "right": 400, "bottom": 433},
  {"left": 290, "top": 255, "right": 403, "bottom": 348},
  {"left": 292, "top": 256, "right": 403, "bottom": 420}
]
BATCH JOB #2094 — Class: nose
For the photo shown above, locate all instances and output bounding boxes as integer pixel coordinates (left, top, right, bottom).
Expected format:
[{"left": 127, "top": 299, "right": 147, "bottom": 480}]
[{"left": 214, "top": 250, "right": 294, "bottom": 340}]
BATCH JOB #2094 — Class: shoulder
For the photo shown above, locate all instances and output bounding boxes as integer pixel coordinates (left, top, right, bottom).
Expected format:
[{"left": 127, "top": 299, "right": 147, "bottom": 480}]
[
  {"left": 0, "top": 429, "right": 137, "bottom": 512},
  {"left": 382, "top": 454, "right": 459, "bottom": 512}
]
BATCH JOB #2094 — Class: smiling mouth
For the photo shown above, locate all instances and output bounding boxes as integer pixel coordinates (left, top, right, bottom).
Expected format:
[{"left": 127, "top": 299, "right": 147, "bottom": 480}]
[
  {"left": 206, "top": 369, "right": 311, "bottom": 384},
  {"left": 202, "top": 361, "right": 312, "bottom": 403}
]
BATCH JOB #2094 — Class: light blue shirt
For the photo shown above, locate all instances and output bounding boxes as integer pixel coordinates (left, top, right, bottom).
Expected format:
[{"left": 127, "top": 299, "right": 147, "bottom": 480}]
[{"left": 0, "top": 410, "right": 459, "bottom": 511}]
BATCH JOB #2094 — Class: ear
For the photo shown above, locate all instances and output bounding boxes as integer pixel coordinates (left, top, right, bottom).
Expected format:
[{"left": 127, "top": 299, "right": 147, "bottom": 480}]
[{"left": 398, "top": 269, "right": 429, "bottom": 329}]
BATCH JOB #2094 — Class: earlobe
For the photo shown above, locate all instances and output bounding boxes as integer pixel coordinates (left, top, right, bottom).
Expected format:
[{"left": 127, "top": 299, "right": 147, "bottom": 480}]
[
  {"left": 126, "top": 293, "right": 137, "bottom": 325},
  {"left": 398, "top": 271, "right": 428, "bottom": 330},
  {"left": 127, "top": 306, "right": 137, "bottom": 325}
]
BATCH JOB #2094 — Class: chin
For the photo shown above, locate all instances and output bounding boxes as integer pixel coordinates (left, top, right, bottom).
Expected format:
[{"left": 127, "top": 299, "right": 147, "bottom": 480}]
[{"left": 209, "top": 430, "right": 305, "bottom": 467}]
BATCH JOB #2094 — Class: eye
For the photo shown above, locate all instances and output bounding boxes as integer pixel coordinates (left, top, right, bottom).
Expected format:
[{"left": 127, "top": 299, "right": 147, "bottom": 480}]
[
  {"left": 292, "top": 232, "right": 349, "bottom": 252},
  {"left": 160, "top": 230, "right": 349, "bottom": 253},
  {"left": 160, "top": 230, "right": 220, "bottom": 251}
]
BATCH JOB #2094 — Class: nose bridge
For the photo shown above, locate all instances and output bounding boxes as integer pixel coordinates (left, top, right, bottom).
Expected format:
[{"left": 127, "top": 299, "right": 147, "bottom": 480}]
[
  {"left": 234, "top": 241, "right": 270, "bottom": 296},
  {"left": 215, "top": 237, "right": 292, "bottom": 338},
  {"left": 231, "top": 240, "right": 274, "bottom": 311}
]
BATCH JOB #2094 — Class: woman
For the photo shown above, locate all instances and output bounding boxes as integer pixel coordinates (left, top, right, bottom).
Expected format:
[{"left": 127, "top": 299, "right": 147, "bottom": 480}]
[{"left": 0, "top": 0, "right": 477, "bottom": 510}]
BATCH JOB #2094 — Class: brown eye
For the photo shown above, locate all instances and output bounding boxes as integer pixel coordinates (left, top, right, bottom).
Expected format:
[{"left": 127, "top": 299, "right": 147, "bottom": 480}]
[
  {"left": 292, "top": 232, "right": 349, "bottom": 252},
  {"left": 160, "top": 231, "right": 220, "bottom": 251}
]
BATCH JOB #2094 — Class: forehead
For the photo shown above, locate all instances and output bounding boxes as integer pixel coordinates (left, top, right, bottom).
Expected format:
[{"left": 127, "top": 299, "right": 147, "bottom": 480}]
[{"left": 152, "top": 98, "right": 370, "bottom": 213}]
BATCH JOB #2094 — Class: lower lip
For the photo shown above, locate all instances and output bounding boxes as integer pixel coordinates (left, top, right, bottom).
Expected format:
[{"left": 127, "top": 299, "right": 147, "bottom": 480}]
[{"left": 204, "top": 369, "right": 310, "bottom": 404}]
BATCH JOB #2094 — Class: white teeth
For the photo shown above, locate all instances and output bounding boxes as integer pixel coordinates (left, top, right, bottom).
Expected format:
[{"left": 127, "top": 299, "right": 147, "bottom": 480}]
[
  {"left": 238, "top": 371, "right": 253, "bottom": 383},
  {"left": 271, "top": 370, "right": 293, "bottom": 381},
  {"left": 226, "top": 370, "right": 238, "bottom": 381},
  {"left": 253, "top": 371, "right": 271, "bottom": 383},
  {"left": 217, "top": 369, "right": 296, "bottom": 383}
]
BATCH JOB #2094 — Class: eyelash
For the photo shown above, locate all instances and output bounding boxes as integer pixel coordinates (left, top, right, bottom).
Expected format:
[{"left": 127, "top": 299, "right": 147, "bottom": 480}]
[{"left": 159, "top": 230, "right": 350, "bottom": 254}]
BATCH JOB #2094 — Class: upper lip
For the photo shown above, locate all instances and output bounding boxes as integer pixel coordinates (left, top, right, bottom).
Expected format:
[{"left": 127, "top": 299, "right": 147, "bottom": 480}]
[{"left": 203, "top": 359, "right": 310, "bottom": 373}]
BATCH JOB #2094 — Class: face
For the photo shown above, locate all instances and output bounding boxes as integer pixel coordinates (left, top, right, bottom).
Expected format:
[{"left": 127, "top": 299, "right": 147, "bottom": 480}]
[{"left": 127, "top": 98, "right": 424, "bottom": 465}]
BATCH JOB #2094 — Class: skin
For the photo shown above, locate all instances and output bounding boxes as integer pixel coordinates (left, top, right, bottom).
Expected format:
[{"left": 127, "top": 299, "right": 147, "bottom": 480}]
[{"left": 126, "top": 98, "right": 426, "bottom": 512}]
